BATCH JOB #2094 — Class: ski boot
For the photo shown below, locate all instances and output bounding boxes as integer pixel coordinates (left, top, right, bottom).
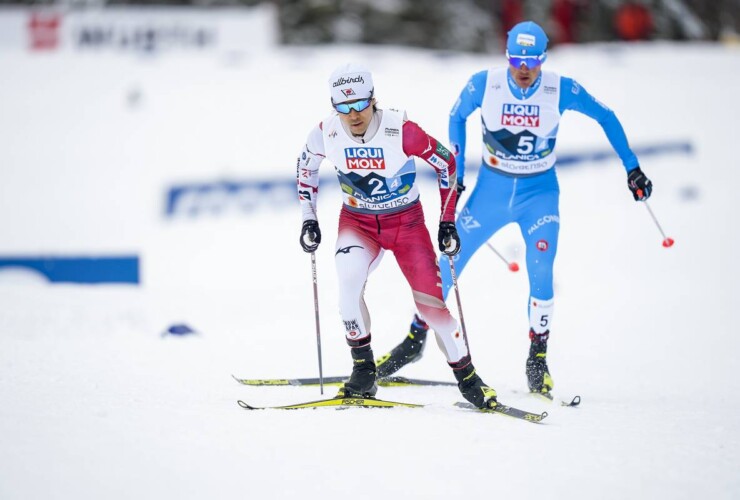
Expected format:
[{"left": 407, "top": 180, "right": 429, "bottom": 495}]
[
  {"left": 337, "top": 343, "right": 378, "bottom": 398},
  {"left": 376, "top": 314, "right": 429, "bottom": 378},
  {"left": 526, "top": 330, "right": 553, "bottom": 394},
  {"left": 450, "top": 355, "right": 497, "bottom": 409}
]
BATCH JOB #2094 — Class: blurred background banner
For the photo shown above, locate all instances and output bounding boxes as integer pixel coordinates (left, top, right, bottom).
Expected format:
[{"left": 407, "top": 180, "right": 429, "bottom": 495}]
[
  {"left": 0, "top": 255, "right": 139, "bottom": 283},
  {"left": 0, "top": 3, "right": 276, "bottom": 53},
  {"left": 0, "top": 0, "right": 738, "bottom": 53},
  {"left": 162, "top": 141, "right": 693, "bottom": 218}
]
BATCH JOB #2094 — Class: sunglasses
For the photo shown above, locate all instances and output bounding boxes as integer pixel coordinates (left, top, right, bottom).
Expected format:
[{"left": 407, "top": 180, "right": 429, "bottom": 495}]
[
  {"left": 333, "top": 98, "right": 372, "bottom": 114},
  {"left": 506, "top": 51, "right": 546, "bottom": 69}
]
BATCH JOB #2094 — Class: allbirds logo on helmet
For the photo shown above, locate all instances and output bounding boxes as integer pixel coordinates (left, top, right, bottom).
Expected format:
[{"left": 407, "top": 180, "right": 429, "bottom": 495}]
[{"left": 333, "top": 75, "right": 364, "bottom": 87}]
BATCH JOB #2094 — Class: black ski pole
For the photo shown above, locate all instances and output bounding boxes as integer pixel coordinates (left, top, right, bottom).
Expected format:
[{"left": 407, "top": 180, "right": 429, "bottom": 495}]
[
  {"left": 448, "top": 257, "right": 469, "bottom": 340},
  {"left": 310, "top": 251, "right": 324, "bottom": 394}
]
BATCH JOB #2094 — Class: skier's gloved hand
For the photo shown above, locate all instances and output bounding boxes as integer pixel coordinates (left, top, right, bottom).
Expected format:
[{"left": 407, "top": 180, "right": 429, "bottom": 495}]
[
  {"left": 438, "top": 222, "right": 461, "bottom": 256},
  {"left": 455, "top": 182, "right": 466, "bottom": 210},
  {"left": 300, "top": 219, "right": 321, "bottom": 253},
  {"left": 627, "top": 166, "right": 653, "bottom": 201}
]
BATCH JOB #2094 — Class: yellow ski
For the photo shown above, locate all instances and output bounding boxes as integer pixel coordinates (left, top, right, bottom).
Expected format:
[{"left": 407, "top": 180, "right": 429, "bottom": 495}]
[
  {"left": 237, "top": 397, "right": 424, "bottom": 410},
  {"left": 231, "top": 374, "right": 456, "bottom": 387}
]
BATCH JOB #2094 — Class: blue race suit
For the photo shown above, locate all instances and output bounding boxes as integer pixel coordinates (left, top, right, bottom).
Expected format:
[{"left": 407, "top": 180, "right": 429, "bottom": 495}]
[{"left": 439, "top": 68, "right": 639, "bottom": 334}]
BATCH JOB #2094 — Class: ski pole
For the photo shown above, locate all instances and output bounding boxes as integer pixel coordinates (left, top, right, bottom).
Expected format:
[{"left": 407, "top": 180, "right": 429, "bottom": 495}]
[
  {"left": 448, "top": 257, "right": 469, "bottom": 340},
  {"left": 486, "top": 241, "right": 520, "bottom": 272},
  {"left": 643, "top": 200, "right": 674, "bottom": 248},
  {"left": 310, "top": 251, "right": 324, "bottom": 394}
]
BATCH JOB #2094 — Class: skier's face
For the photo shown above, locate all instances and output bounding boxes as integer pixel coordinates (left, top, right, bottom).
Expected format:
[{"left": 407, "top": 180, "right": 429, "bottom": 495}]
[
  {"left": 336, "top": 98, "right": 375, "bottom": 136},
  {"left": 509, "top": 63, "right": 541, "bottom": 89}
]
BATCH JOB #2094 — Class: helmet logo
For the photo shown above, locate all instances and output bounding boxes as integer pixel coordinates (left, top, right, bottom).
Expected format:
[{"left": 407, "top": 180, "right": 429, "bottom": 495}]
[{"left": 516, "top": 33, "right": 536, "bottom": 47}]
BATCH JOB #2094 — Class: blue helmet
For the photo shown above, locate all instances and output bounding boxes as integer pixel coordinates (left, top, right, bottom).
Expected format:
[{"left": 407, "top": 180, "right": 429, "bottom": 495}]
[{"left": 506, "top": 21, "right": 549, "bottom": 59}]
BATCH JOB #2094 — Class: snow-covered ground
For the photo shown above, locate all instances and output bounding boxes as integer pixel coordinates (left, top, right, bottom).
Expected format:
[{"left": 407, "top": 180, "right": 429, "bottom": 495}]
[{"left": 1, "top": 8, "right": 739, "bottom": 499}]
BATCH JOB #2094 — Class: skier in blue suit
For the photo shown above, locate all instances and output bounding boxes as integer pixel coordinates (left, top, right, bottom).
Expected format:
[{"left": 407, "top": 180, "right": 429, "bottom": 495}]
[{"left": 376, "top": 21, "right": 653, "bottom": 396}]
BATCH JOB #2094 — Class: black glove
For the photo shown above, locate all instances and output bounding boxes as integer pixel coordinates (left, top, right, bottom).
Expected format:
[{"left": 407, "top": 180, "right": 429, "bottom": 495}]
[
  {"left": 455, "top": 182, "right": 466, "bottom": 210},
  {"left": 627, "top": 167, "right": 653, "bottom": 201},
  {"left": 299, "top": 220, "right": 321, "bottom": 253},
  {"left": 438, "top": 222, "right": 461, "bottom": 256}
]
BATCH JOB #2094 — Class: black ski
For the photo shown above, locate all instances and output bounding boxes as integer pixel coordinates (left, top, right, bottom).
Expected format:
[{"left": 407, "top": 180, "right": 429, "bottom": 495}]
[
  {"left": 454, "top": 401, "right": 548, "bottom": 423},
  {"left": 231, "top": 374, "right": 456, "bottom": 387},
  {"left": 532, "top": 392, "right": 581, "bottom": 407},
  {"left": 514, "top": 390, "right": 581, "bottom": 407}
]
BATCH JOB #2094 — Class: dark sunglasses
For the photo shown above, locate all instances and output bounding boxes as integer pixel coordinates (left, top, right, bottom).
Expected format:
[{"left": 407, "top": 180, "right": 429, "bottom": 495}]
[
  {"left": 333, "top": 98, "right": 372, "bottom": 114},
  {"left": 506, "top": 51, "right": 546, "bottom": 69}
]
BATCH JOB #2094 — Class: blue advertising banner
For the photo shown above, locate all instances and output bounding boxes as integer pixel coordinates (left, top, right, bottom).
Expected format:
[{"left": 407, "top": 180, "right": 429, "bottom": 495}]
[{"left": 0, "top": 256, "right": 139, "bottom": 284}]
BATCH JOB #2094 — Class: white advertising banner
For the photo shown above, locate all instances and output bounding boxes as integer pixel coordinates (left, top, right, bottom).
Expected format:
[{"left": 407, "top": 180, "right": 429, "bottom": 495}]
[{"left": 0, "top": 5, "right": 277, "bottom": 54}]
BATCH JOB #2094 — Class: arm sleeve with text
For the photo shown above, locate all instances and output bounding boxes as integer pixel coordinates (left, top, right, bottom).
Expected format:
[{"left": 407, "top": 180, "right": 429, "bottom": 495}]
[
  {"left": 402, "top": 120, "right": 457, "bottom": 222},
  {"left": 559, "top": 77, "right": 639, "bottom": 172},
  {"left": 448, "top": 70, "right": 487, "bottom": 185},
  {"left": 296, "top": 124, "right": 326, "bottom": 222}
]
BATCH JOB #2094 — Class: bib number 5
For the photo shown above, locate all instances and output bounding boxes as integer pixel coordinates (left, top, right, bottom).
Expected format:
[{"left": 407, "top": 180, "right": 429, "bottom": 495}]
[{"left": 517, "top": 136, "right": 535, "bottom": 155}]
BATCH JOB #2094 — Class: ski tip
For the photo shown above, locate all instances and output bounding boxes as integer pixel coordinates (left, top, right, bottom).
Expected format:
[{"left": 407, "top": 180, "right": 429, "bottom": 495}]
[
  {"left": 237, "top": 400, "right": 259, "bottom": 410},
  {"left": 521, "top": 410, "right": 548, "bottom": 423},
  {"left": 561, "top": 395, "right": 581, "bottom": 407}
]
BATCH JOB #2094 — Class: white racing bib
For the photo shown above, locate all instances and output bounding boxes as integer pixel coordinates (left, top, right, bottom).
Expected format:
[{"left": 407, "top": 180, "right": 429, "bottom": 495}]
[
  {"left": 479, "top": 69, "right": 562, "bottom": 176},
  {"left": 322, "top": 109, "right": 420, "bottom": 213}
]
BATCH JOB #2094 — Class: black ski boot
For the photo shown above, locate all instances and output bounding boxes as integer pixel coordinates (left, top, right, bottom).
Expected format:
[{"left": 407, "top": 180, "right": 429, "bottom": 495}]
[
  {"left": 377, "top": 314, "right": 429, "bottom": 378},
  {"left": 450, "top": 355, "right": 497, "bottom": 409},
  {"left": 376, "top": 314, "right": 429, "bottom": 378},
  {"left": 338, "top": 343, "right": 378, "bottom": 398},
  {"left": 526, "top": 330, "right": 553, "bottom": 394}
]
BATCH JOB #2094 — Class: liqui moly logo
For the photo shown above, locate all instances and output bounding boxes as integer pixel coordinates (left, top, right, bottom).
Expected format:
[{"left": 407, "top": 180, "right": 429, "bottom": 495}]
[
  {"left": 345, "top": 147, "right": 386, "bottom": 169},
  {"left": 502, "top": 104, "right": 540, "bottom": 127}
]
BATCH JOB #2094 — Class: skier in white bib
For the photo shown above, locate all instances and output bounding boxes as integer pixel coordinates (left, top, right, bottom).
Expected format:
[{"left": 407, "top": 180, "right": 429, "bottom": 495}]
[
  {"left": 378, "top": 21, "right": 653, "bottom": 397},
  {"left": 296, "top": 63, "right": 498, "bottom": 408}
]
